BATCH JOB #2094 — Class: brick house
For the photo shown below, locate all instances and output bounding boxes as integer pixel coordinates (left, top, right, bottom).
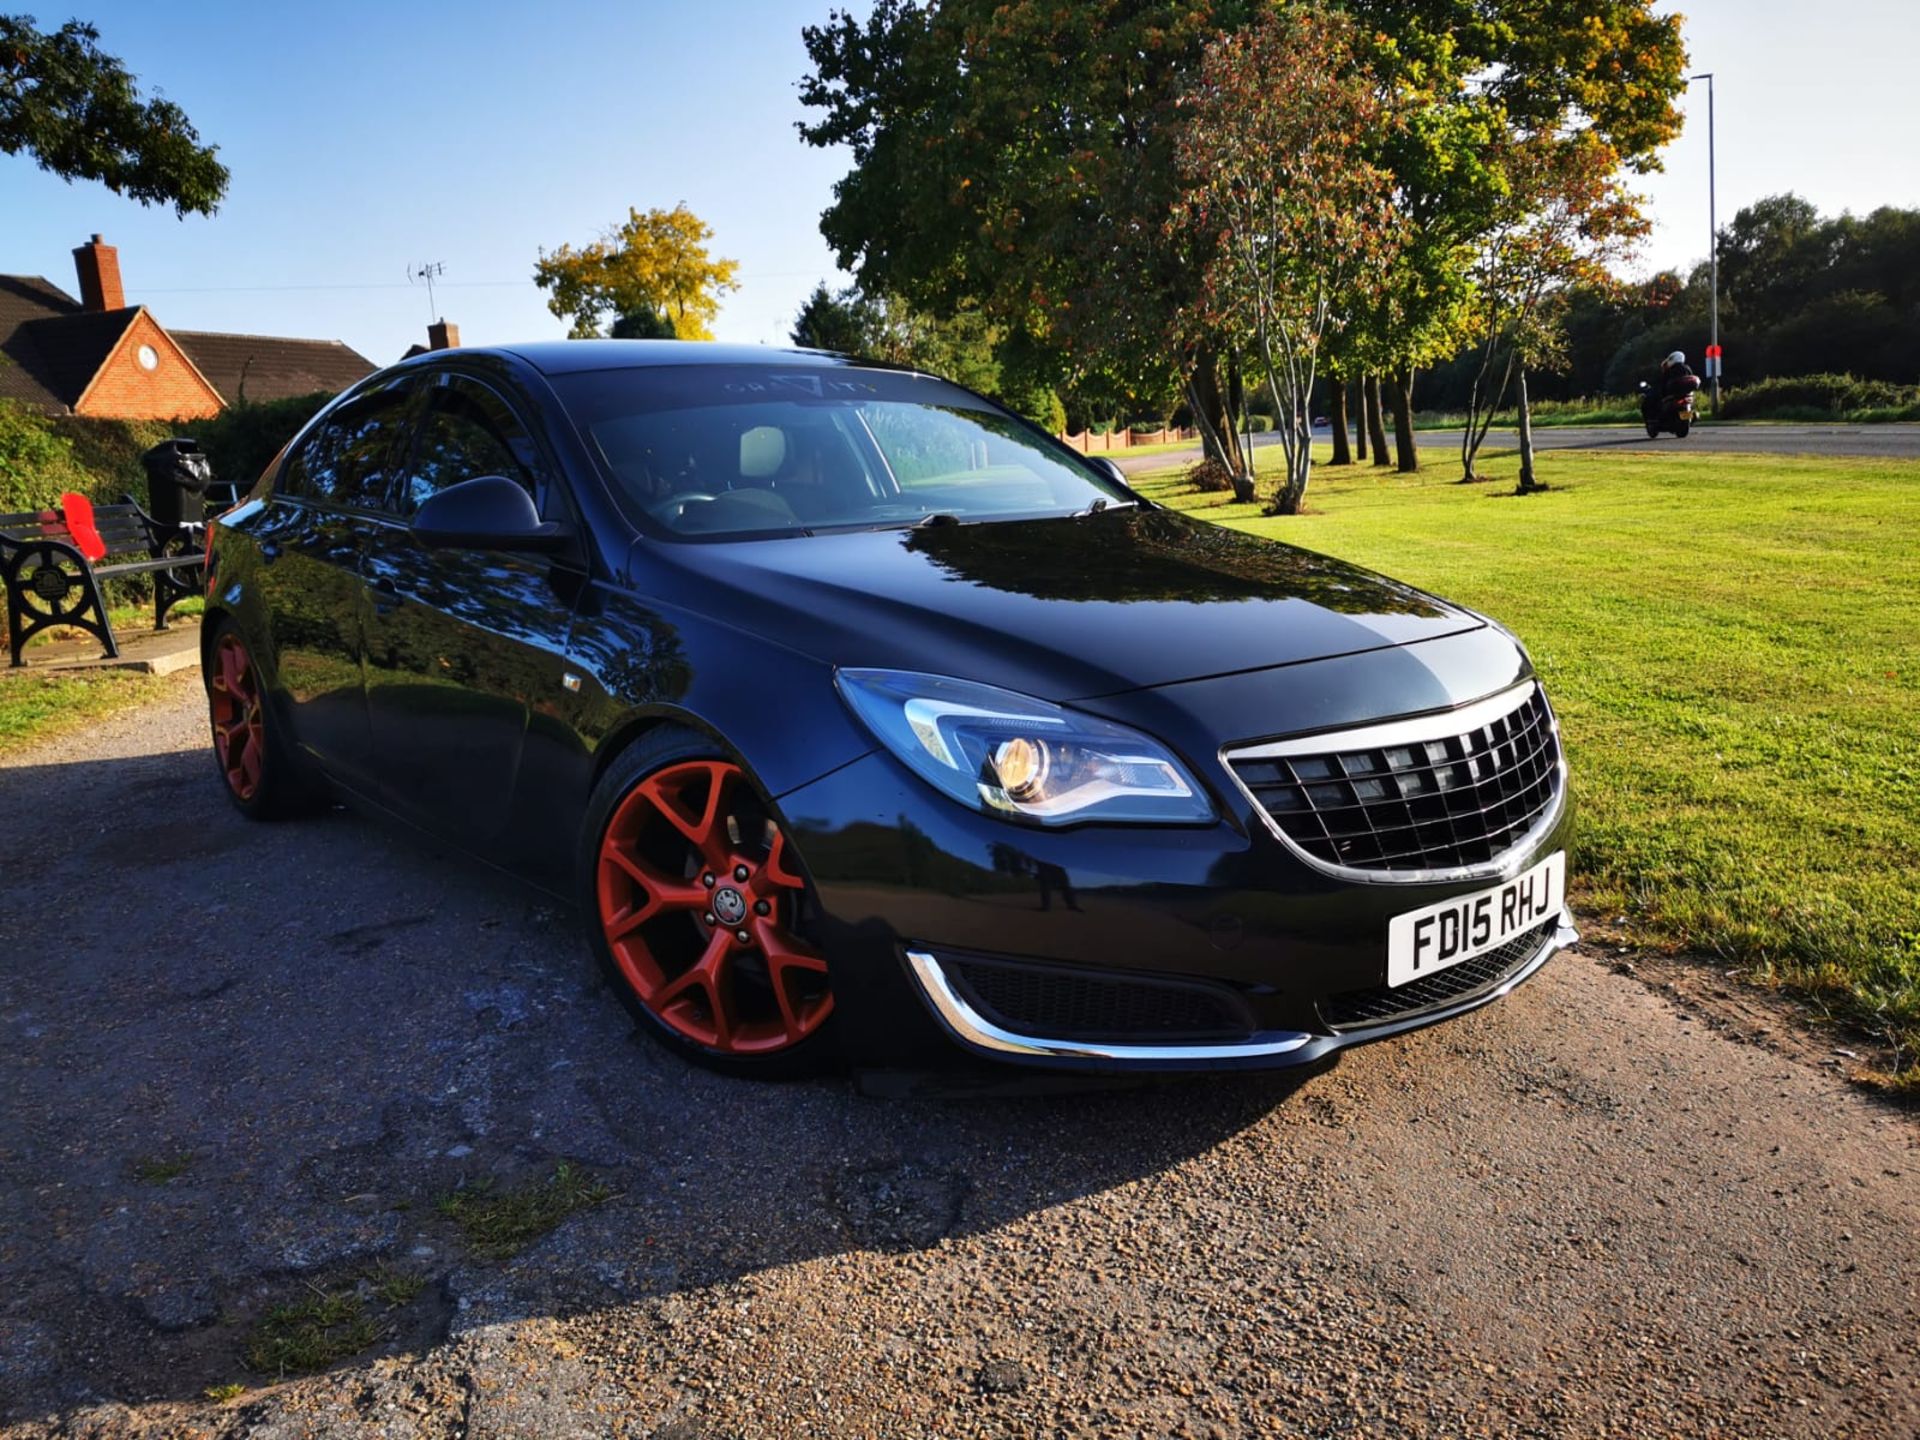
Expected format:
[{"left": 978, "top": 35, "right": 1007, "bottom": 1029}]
[{"left": 0, "top": 236, "right": 377, "bottom": 420}]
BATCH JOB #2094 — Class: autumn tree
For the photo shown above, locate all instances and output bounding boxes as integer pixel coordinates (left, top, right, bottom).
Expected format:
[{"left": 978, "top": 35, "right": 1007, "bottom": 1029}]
[
  {"left": 1174, "top": 7, "right": 1402, "bottom": 514},
  {"left": 1457, "top": 136, "right": 1648, "bottom": 487},
  {"left": 1, "top": 14, "right": 227, "bottom": 216},
  {"left": 534, "top": 204, "right": 739, "bottom": 341}
]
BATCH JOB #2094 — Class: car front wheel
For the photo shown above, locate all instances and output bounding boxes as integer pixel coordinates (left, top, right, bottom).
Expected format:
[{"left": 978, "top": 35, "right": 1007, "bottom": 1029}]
[{"left": 582, "top": 730, "right": 836, "bottom": 1077}]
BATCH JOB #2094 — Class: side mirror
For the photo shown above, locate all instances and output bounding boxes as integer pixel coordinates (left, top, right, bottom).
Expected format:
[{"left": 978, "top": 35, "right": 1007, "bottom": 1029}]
[
  {"left": 411, "top": 475, "right": 570, "bottom": 552},
  {"left": 1087, "top": 456, "right": 1129, "bottom": 487}
]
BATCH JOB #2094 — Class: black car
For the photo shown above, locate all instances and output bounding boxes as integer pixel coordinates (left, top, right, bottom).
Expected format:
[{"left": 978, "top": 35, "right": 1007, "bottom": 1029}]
[{"left": 203, "top": 341, "right": 1574, "bottom": 1079}]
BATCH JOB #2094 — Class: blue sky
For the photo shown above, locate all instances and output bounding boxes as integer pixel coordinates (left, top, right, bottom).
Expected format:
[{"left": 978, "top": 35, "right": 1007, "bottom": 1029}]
[{"left": 5, "top": 0, "right": 1916, "bottom": 367}]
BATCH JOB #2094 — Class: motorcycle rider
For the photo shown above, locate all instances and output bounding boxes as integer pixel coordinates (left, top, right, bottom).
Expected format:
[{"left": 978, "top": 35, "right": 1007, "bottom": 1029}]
[{"left": 1643, "top": 351, "right": 1697, "bottom": 423}]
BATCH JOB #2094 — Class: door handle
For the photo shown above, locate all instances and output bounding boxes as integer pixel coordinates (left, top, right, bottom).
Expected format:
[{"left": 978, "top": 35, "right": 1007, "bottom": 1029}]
[
  {"left": 260, "top": 541, "right": 281, "bottom": 562},
  {"left": 369, "top": 576, "right": 402, "bottom": 614}
]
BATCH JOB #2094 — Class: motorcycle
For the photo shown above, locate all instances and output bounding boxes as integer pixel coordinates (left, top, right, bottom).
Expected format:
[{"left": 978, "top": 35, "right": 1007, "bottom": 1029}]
[{"left": 1639, "top": 373, "right": 1701, "bottom": 439}]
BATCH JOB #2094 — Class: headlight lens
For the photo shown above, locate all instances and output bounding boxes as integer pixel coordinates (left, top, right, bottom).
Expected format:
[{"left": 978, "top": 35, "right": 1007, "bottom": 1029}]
[{"left": 835, "top": 668, "right": 1214, "bottom": 826}]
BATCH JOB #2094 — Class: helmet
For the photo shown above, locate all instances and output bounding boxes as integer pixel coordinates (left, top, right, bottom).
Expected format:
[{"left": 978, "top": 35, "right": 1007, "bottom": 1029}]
[{"left": 1663, "top": 351, "right": 1686, "bottom": 368}]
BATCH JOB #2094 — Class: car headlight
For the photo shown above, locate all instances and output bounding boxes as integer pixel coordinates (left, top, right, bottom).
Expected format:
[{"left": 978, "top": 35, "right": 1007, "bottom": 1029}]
[{"left": 835, "top": 668, "right": 1214, "bottom": 826}]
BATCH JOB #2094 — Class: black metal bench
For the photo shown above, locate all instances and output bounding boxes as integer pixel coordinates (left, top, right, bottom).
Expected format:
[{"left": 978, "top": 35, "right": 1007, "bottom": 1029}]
[{"left": 1, "top": 491, "right": 205, "bottom": 667}]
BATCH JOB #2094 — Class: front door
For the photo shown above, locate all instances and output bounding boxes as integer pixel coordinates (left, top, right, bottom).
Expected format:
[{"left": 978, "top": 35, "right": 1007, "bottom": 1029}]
[
  {"left": 361, "top": 372, "right": 584, "bottom": 850},
  {"left": 251, "top": 379, "right": 420, "bottom": 787}
]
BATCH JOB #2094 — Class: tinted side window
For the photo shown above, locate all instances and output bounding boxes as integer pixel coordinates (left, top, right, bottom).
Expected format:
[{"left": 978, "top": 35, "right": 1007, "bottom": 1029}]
[
  {"left": 400, "top": 377, "right": 547, "bottom": 516},
  {"left": 280, "top": 382, "right": 417, "bottom": 509}
]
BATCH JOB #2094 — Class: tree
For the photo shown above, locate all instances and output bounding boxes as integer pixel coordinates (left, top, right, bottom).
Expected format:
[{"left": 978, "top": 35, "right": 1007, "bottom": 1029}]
[
  {"left": 799, "top": 0, "right": 1264, "bottom": 482},
  {"left": 610, "top": 304, "right": 676, "bottom": 339},
  {"left": 1456, "top": 135, "right": 1647, "bottom": 485},
  {"left": 790, "top": 282, "right": 873, "bottom": 353},
  {"left": 1337, "top": 1, "right": 1687, "bottom": 471},
  {"left": 1173, "top": 6, "right": 1402, "bottom": 514},
  {"left": 534, "top": 204, "right": 739, "bottom": 340},
  {"left": 1, "top": 14, "right": 227, "bottom": 216}
]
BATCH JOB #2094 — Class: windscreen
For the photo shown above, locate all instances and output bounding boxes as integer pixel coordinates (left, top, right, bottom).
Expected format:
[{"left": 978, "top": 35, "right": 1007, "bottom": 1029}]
[{"left": 551, "top": 364, "right": 1131, "bottom": 538}]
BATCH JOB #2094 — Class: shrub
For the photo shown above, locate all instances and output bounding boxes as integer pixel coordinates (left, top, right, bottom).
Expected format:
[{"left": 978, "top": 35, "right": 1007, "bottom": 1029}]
[
  {"left": 1187, "top": 457, "right": 1236, "bottom": 493},
  {"left": 0, "top": 401, "right": 86, "bottom": 513},
  {"left": 1245, "top": 414, "right": 1273, "bottom": 433},
  {"left": 182, "top": 393, "right": 332, "bottom": 493},
  {"left": 1720, "top": 373, "right": 1916, "bottom": 420}
]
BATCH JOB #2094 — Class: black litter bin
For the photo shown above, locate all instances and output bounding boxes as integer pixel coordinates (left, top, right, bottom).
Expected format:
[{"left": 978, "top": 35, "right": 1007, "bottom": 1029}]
[{"left": 141, "top": 438, "right": 228, "bottom": 530}]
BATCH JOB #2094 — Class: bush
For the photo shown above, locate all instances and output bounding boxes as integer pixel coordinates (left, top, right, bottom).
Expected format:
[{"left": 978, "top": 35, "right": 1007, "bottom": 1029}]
[
  {"left": 1720, "top": 373, "right": 1916, "bottom": 420},
  {"left": 1245, "top": 414, "right": 1273, "bottom": 433},
  {"left": 182, "top": 393, "right": 332, "bottom": 493},
  {"left": 0, "top": 401, "right": 86, "bottom": 513},
  {"left": 1187, "top": 457, "right": 1236, "bottom": 493}
]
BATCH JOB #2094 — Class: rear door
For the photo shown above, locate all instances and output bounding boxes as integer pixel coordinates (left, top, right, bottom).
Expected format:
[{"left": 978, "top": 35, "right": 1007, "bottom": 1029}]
[
  {"left": 251, "top": 378, "right": 420, "bottom": 786},
  {"left": 360, "top": 370, "right": 586, "bottom": 851}
]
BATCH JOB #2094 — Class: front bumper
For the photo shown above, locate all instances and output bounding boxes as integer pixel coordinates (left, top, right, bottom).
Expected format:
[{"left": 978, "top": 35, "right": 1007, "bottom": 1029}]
[{"left": 903, "top": 907, "right": 1577, "bottom": 1072}]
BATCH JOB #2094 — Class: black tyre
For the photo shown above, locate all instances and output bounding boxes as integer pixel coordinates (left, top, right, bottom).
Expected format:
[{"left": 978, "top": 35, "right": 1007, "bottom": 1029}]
[
  {"left": 580, "top": 727, "right": 838, "bottom": 1079},
  {"left": 1674, "top": 419, "right": 1691, "bottom": 438}
]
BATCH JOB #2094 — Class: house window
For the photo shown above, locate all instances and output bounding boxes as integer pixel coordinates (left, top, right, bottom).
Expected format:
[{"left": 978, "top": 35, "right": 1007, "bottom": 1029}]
[{"left": 136, "top": 344, "right": 159, "bottom": 371}]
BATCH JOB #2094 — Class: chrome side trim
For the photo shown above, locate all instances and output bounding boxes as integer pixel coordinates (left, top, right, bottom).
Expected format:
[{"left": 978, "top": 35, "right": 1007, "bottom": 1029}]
[
  {"left": 904, "top": 951, "right": 1315, "bottom": 1063},
  {"left": 1220, "top": 681, "right": 1569, "bottom": 887}
]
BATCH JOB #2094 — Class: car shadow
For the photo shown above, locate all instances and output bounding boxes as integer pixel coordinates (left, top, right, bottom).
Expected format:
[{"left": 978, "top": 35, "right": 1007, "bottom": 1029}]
[{"left": 0, "top": 743, "right": 1322, "bottom": 1415}]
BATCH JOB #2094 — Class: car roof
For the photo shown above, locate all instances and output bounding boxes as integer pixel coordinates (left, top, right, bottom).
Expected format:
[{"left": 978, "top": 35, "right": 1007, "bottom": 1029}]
[{"left": 477, "top": 339, "right": 878, "bottom": 377}]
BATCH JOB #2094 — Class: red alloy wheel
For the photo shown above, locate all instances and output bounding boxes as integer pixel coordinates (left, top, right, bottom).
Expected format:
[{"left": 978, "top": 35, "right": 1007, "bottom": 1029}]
[
  {"left": 595, "top": 759, "right": 832, "bottom": 1055},
  {"left": 208, "top": 632, "right": 266, "bottom": 801}
]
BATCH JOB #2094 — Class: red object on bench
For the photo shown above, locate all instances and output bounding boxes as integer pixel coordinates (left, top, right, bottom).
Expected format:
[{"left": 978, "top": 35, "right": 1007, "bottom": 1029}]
[{"left": 57, "top": 492, "right": 107, "bottom": 562}]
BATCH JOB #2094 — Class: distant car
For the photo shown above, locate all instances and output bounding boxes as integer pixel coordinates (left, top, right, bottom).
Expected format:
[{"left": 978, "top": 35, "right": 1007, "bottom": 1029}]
[{"left": 202, "top": 342, "right": 1573, "bottom": 1078}]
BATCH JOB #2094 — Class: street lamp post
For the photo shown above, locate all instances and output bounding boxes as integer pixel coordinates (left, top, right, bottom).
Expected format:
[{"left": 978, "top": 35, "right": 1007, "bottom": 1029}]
[{"left": 1691, "top": 71, "right": 1720, "bottom": 419}]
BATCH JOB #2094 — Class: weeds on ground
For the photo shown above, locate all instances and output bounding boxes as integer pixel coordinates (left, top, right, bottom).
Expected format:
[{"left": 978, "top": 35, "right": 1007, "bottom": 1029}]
[
  {"left": 130, "top": 1152, "right": 194, "bottom": 1185},
  {"left": 436, "top": 1163, "right": 613, "bottom": 1259},
  {"left": 240, "top": 1266, "right": 427, "bottom": 1378}
]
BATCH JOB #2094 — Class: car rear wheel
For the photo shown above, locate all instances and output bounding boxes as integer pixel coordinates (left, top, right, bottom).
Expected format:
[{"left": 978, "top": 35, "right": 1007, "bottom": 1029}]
[
  {"left": 583, "top": 731, "right": 836, "bottom": 1077},
  {"left": 1674, "top": 419, "right": 1691, "bottom": 438},
  {"left": 205, "top": 620, "right": 326, "bottom": 819}
]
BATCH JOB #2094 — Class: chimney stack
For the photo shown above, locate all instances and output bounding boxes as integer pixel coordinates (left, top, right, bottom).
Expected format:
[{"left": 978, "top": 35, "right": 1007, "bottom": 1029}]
[
  {"left": 72, "top": 234, "right": 126, "bottom": 312},
  {"left": 428, "top": 319, "right": 460, "bottom": 351}
]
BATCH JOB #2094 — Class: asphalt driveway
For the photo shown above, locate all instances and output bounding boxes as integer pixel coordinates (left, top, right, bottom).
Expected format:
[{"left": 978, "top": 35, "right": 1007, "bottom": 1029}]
[{"left": 1, "top": 675, "right": 1915, "bottom": 1438}]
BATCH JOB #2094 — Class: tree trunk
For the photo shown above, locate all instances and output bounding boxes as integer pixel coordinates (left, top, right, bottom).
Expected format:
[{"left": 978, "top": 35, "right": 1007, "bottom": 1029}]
[
  {"left": 1389, "top": 369, "right": 1419, "bottom": 472},
  {"left": 1364, "top": 376, "right": 1390, "bottom": 466},
  {"left": 1515, "top": 370, "right": 1542, "bottom": 494},
  {"left": 1352, "top": 379, "right": 1369, "bottom": 461},
  {"left": 1191, "top": 354, "right": 1254, "bottom": 503},
  {"left": 1328, "top": 379, "right": 1352, "bottom": 466}
]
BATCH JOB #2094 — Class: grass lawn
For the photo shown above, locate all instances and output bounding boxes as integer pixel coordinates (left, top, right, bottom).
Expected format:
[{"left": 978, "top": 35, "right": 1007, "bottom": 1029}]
[
  {"left": 0, "top": 667, "right": 174, "bottom": 759},
  {"left": 1133, "top": 442, "right": 1920, "bottom": 1088}
]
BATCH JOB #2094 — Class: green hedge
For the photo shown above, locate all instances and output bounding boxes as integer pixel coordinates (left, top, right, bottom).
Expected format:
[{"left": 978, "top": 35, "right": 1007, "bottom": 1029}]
[
  {"left": 0, "top": 393, "right": 330, "bottom": 516},
  {"left": 1720, "top": 373, "right": 1918, "bottom": 420}
]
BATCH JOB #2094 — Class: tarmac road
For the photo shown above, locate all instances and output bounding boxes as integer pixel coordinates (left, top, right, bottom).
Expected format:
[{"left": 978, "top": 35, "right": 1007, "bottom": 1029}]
[
  {"left": 2, "top": 677, "right": 1915, "bottom": 1438},
  {"left": 1111, "top": 421, "right": 1920, "bottom": 474}
]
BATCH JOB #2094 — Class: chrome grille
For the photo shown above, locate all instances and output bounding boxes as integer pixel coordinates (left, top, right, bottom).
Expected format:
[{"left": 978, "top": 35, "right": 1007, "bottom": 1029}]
[{"left": 1226, "top": 684, "right": 1563, "bottom": 876}]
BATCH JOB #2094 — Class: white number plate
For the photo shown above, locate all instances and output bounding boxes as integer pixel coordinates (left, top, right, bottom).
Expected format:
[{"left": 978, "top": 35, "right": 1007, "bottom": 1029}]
[{"left": 1386, "top": 851, "right": 1564, "bottom": 988}]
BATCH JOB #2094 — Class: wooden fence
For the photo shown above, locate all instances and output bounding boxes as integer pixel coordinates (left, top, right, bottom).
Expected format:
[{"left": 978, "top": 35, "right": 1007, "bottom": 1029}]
[{"left": 1059, "top": 426, "right": 1198, "bottom": 453}]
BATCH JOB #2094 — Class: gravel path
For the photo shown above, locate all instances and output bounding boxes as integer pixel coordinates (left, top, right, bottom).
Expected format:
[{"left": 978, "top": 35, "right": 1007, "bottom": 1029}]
[{"left": 2, "top": 677, "right": 1914, "bottom": 1438}]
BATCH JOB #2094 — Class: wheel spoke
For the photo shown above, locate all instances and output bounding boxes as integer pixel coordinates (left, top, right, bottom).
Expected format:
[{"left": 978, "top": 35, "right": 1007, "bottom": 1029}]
[
  {"left": 762, "top": 829, "right": 806, "bottom": 890},
  {"left": 642, "top": 762, "right": 731, "bottom": 856},
  {"left": 652, "top": 931, "right": 734, "bottom": 1048},
  {"left": 601, "top": 843, "right": 708, "bottom": 937}
]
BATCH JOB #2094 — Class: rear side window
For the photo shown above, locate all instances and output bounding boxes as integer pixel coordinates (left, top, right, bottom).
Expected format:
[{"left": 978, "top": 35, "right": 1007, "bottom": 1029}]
[
  {"left": 398, "top": 376, "right": 549, "bottom": 516},
  {"left": 280, "top": 381, "right": 418, "bottom": 509}
]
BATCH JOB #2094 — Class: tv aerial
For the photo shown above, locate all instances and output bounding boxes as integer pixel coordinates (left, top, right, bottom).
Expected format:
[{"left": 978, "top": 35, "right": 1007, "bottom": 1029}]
[{"left": 407, "top": 261, "right": 446, "bottom": 320}]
